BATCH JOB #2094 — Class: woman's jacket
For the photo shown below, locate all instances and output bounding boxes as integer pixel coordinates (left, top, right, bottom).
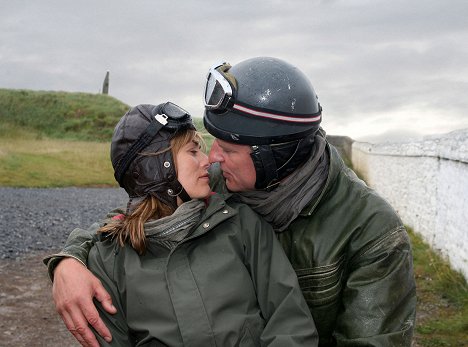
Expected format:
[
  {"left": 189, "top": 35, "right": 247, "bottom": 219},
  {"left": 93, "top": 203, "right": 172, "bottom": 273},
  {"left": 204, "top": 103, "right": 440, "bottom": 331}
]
[{"left": 63, "top": 194, "right": 318, "bottom": 346}]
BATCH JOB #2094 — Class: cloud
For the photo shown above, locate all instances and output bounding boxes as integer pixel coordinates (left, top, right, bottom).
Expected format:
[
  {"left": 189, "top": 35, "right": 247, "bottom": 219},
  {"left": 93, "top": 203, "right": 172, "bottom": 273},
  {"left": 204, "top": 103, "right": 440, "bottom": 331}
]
[{"left": 1, "top": 0, "right": 468, "bottom": 140}]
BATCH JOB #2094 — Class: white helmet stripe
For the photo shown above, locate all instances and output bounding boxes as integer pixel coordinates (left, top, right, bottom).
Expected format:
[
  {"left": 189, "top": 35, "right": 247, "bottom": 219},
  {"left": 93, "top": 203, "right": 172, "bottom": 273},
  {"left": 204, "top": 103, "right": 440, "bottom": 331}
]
[{"left": 233, "top": 104, "right": 320, "bottom": 123}]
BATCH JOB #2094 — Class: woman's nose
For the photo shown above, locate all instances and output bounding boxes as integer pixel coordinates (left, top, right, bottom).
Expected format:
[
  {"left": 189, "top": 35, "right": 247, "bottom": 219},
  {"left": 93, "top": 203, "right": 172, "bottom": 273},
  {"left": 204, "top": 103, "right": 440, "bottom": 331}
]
[{"left": 201, "top": 152, "right": 210, "bottom": 168}]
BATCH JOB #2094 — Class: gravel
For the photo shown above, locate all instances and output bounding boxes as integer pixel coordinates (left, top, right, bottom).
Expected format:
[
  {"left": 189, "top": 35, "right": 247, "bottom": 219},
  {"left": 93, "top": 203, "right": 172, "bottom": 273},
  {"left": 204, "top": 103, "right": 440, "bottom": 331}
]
[{"left": 0, "top": 187, "right": 128, "bottom": 259}]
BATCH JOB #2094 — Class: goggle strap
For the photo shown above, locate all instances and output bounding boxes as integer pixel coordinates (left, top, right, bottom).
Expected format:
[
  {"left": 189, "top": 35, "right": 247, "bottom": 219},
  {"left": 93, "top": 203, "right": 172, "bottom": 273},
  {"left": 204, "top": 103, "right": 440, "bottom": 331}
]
[{"left": 219, "top": 69, "right": 237, "bottom": 89}]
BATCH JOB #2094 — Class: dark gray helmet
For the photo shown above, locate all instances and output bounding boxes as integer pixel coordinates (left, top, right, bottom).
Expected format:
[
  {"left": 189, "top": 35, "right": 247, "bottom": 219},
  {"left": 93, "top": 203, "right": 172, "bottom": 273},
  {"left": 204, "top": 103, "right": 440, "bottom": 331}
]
[
  {"left": 111, "top": 102, "right": 195, "bottom": 208},
  {"left": 203, "top": 57, "right": 322, "bottom": 189}
]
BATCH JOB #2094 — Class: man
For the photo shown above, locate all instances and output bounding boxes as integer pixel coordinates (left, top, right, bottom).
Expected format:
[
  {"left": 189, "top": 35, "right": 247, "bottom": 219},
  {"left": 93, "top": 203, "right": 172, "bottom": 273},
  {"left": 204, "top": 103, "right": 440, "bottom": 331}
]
[{"left": 46, "top": 57, "right": 416, "bottom": 346}]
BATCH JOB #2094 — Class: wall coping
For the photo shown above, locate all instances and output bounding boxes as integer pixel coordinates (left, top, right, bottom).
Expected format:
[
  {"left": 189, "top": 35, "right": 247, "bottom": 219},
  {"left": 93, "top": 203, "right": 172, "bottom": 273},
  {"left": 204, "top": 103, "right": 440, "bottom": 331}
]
[{"left": 352, "top": 128, "right": 468, "bottom": 163}]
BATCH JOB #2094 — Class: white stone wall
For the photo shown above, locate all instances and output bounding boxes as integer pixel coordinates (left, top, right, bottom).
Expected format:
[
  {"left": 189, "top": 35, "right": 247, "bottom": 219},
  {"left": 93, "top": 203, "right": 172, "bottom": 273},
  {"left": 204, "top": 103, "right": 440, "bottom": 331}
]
[{"left": 351, "top": 129, "right": 468, "bottom": 279}]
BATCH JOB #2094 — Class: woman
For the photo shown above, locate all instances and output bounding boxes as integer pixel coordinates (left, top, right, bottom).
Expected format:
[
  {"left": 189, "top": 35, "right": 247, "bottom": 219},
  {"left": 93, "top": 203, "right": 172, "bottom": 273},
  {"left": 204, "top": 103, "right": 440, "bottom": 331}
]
[{"left": 70, "top": 102, "right": 317, "bottom": 346}]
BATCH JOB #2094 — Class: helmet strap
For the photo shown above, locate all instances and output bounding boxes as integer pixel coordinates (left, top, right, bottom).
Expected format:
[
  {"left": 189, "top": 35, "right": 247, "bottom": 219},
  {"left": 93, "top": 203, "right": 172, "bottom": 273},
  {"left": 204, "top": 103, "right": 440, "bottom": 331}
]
[
  {"left": 250, "top": 145, "right": 279, "bottom": 190},
  {"left": 167, "top": 180, "right": 192, "bottom": 203},
  {"left": 250, "top": 136, "right": 316, "bottom": 191}
]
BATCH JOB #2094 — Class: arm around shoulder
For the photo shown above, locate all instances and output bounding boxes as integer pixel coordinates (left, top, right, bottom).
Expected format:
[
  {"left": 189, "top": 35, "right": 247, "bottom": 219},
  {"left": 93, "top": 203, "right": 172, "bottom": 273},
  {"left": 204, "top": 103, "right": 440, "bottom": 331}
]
[{"left": 43, "top": 223, "right": 100, "bottom": 280}]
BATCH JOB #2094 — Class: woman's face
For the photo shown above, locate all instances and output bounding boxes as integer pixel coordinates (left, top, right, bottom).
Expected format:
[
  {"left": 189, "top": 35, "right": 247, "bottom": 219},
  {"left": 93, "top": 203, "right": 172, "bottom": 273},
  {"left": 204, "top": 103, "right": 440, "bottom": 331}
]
[{"left": 176, "top": 139, "right": 211, "bottom": 204}]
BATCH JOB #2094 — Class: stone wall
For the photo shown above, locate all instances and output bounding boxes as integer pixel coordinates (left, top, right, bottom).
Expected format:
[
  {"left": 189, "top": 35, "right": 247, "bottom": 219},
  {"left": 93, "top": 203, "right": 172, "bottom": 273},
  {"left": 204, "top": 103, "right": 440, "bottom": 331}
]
[
  {"left": 351, "top": 129, "right": 468, "bottom": 279},
  {"left": 327, "top": 135, "right": 354, "bottom": 165}
]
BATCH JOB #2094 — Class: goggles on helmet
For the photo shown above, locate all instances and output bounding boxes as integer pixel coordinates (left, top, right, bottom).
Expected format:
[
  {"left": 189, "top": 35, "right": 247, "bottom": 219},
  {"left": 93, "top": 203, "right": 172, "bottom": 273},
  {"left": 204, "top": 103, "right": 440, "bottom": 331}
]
[{"left": 204, "top": 62, "right": 233, "bottom": 111}]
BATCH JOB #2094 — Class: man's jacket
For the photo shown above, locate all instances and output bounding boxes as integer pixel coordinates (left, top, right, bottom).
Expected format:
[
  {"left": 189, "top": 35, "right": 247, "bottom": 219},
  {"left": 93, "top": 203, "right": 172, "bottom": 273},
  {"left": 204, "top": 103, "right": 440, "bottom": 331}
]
[{"left": 275, "top": 144, "right": 416, "bottom": 346}]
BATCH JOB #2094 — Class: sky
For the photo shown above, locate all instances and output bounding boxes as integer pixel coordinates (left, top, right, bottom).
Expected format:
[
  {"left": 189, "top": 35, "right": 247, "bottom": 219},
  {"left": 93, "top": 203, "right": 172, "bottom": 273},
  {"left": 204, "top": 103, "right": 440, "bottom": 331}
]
[{"left": 1, "top": 0, "right": 468, "bottom": 142}]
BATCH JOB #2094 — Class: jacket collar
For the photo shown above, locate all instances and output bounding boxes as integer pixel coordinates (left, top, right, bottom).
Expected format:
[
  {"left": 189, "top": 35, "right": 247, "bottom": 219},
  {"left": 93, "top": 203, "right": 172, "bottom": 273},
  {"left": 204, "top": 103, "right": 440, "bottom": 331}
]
[{"left": 184, "top": 193, "right": 237, "bottom": 240}]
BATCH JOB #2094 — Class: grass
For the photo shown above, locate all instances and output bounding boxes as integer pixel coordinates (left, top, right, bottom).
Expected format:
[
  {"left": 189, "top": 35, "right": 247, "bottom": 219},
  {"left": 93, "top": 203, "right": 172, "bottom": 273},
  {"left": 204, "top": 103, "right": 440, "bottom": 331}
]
[
  {"left": 0, "top": 88, "right": 130, "bottom": 141},
  {"left": 0, "top": 89, "right": 212, "bottom": 188},
  {"left": 0, "top": 129, "right": 115, "bottom": 188},
  {"left": 0, "top": 121, "right": 213, "bottom": 188},
  {"left": 410, "top": 228, "right": 468, "bottom": 346}
]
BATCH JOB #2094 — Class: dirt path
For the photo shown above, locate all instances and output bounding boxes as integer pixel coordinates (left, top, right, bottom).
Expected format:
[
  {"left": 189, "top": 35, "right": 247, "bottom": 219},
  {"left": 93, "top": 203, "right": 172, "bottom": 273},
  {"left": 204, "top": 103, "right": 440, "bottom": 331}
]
[{"left": 0, "top": 251, "right": 79, "bottom": 347}]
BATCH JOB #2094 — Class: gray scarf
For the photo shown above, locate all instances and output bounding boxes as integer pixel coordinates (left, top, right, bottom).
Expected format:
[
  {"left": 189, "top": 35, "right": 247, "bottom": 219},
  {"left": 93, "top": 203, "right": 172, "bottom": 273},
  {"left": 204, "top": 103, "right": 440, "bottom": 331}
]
[
  {"left": 145, "top": 199, "right": 205, "bottom": 249},
  {"left": 236, "top": 133, "right": 329, "bottom": 232}
]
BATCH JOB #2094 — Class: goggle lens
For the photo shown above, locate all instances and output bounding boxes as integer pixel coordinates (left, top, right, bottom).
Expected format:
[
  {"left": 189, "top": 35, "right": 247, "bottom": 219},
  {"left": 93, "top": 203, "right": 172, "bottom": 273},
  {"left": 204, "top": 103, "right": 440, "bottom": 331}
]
[{"left": 204, "top": 63, "right": 233, "bottom": 110}]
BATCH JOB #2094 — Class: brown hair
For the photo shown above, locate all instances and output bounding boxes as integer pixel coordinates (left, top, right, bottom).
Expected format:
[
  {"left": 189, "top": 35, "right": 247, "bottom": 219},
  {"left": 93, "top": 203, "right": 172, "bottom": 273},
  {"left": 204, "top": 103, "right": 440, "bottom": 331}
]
[{"left": 98, "top": 129, "right": 205, "bottom": 254}]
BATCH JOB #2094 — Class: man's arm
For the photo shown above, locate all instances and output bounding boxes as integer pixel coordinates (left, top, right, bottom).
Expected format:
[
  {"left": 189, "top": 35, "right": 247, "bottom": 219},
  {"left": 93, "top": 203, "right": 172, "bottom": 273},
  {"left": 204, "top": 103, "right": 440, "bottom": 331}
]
[
  {"left": 335, "top": 227, "right": 416, "bottom": 346},
  {"left": 43, "top": 224, "right": 117, "bottom": 347},
  {"left": 43, "top": 224, "right": 99, "bottom": 280}
]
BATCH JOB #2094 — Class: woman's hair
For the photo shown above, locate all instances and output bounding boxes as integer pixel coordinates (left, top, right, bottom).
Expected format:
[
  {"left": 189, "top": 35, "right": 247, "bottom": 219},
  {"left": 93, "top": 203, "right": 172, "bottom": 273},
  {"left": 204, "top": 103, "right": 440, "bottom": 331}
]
[{"left": 99, "top": 129, "right": 205, "bottom": 254}]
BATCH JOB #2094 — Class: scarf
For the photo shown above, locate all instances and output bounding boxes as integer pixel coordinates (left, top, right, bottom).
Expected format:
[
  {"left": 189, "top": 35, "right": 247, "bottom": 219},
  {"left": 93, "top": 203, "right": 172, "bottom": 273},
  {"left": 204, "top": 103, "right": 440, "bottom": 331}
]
[
  {"left": 144, "top": 199, "right": 205, "bottom": 249},
  {"left": 236, "top": 132, "right": 329, "bottom": 232}
]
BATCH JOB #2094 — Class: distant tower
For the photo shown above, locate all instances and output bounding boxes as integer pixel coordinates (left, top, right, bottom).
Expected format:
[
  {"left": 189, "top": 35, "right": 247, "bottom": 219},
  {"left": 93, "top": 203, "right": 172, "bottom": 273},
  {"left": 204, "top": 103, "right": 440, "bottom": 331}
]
[{"left": 102, "top": 71, "right": 110, "bottom": 94}]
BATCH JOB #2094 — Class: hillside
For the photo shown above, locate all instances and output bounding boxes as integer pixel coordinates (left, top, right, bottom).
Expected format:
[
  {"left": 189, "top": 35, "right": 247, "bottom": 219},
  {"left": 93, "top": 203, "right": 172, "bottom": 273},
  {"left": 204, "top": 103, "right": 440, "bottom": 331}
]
[
  {"left": 0, "top": 89, "right": 131, "bottom": 141},
  {"left": 0, "top": 89, "right": 211, "bottom": 188},
  {"left": 0, "top": 88, "right": 207, "bottom": 142}
]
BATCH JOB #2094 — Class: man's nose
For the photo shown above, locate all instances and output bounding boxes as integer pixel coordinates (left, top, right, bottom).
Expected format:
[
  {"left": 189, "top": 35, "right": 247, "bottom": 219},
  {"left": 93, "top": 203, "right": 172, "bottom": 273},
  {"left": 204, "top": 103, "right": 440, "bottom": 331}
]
[{"left": 208, "top": 140, "right": 222, "bottom": 163}]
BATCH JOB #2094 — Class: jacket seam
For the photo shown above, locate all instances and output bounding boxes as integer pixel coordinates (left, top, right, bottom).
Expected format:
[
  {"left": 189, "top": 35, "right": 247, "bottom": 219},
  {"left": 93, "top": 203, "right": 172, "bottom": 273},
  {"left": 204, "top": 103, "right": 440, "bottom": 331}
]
[{"left": 350, "top": 226, "right": 406, "bottom": 266}]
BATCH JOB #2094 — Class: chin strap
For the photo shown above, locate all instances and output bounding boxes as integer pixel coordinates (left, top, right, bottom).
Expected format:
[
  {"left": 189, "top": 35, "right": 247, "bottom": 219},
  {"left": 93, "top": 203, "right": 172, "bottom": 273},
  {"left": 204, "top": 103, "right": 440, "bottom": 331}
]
[
  {"left": 250, "top": 145, "right": 279, "bottom": 190},
  {"left": 167, "top": 179, "right": 191, "bottom": 203},
  {"left": 250, "top": 136, "right": 315, "bottom": 191}
]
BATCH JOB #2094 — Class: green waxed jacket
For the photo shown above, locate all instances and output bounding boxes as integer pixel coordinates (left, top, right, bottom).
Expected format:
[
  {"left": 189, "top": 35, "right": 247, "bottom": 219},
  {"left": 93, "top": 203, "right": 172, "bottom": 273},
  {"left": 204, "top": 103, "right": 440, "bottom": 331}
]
[
  {"left": 210, "top": 143, "right": 416, "bottom": 346},
  {"left": 48, "top": 194, "right": 318, "bottom": 346},
  {"left": 278, "top": 145, "right": 416, "bottom": 346}
]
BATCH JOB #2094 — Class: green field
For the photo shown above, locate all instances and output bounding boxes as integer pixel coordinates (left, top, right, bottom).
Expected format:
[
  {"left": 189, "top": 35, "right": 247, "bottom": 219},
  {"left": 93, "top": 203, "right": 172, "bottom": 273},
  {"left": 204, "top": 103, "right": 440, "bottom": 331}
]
[
  {"left": 0, "top": 89, "right": 212, "bottom": 187},
  {"left": 0, "top": 88, "right": 466, "bottom": 346}
]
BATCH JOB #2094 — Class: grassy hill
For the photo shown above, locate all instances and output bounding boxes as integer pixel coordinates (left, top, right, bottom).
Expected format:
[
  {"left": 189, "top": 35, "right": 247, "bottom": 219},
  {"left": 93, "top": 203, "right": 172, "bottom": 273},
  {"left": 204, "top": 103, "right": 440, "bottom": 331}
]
[
  {"left": 0, "top": 89, "right": 210, "bottom": 188},
  {"left": 0, "top": 89, "right": 130, "bottom": 141},
  {"left": 0, "top": 88, "right": 208, "bottom": 142}
]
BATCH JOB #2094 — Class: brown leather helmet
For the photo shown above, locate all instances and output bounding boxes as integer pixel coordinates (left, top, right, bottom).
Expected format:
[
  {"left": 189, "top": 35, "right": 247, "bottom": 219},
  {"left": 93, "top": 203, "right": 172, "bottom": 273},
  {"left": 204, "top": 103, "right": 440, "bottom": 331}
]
[{"left": 111, "top": 102, "right": 195, "bottom": 208}]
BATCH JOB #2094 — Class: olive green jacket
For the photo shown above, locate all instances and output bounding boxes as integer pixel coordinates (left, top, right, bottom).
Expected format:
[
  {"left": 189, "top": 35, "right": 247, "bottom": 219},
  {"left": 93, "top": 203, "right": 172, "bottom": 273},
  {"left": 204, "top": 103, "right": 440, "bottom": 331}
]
[
  {"left": 209, "top": 144, "right": 416, "bottom": 346},
  {"left": 278, "top": 145, "right": 416, "bottom": 346},
  {"left": 47, "top": 194, "right": 318, "bottom": 346}
]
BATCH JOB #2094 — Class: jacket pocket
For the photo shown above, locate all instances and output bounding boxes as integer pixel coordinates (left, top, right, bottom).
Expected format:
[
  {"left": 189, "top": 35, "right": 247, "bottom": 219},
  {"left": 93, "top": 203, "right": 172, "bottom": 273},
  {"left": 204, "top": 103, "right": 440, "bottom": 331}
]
[{"left": 295, "top": 255, "right": 345, "bottom": 307}]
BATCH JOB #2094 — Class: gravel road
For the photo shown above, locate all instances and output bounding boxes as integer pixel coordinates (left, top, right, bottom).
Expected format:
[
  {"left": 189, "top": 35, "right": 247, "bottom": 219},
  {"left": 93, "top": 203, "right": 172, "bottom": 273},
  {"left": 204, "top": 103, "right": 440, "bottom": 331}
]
[
  {"left": 0, "top": 187, "right": 128, "bottom": 259},
  {"left": 0, "top": 187, "right": 128, "bottom": 346}
]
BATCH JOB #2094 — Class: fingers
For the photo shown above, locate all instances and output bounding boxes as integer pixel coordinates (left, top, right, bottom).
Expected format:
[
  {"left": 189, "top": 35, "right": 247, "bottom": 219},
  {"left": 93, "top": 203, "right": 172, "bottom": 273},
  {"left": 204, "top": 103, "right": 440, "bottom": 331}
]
[
  {"left": 94, "top": 282, "right": 117, "bottom": 315},
  {"left": 60, "top": 307, "right": 99, "bottom": 347},
  {"left": 52, "top": 258, "right": 114, "bottom": 346},
  {"left": 82, "top": 303, "right": 113, "bottom": 343}
]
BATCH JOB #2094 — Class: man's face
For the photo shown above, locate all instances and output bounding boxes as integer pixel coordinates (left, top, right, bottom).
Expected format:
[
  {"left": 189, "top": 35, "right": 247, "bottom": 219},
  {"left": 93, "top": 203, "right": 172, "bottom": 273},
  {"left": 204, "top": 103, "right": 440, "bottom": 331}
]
[{"left": 208, "top": 139, "right": 256, "bottom": 192}]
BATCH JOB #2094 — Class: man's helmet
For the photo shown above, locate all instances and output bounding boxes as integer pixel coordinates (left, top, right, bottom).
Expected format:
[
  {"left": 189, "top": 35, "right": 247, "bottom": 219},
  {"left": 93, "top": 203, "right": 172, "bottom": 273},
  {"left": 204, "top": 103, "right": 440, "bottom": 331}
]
[
  {"left": 111, "top": 102, "right": 195, "bottom": 209},
  {"left": 203, "top": 57, "right": 323, "bottom": 189}
]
